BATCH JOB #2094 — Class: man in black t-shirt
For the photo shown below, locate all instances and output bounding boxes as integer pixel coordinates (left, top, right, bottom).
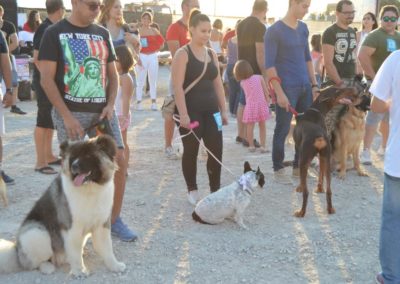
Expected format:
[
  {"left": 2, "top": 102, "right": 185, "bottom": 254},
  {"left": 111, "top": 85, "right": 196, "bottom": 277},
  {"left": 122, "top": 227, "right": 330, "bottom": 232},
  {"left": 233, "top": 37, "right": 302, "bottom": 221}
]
[
  {"left": 236, "top": 0, "right": 267, "bottom": 146},
  {"left": 32, "top": 0, "right": 65, "bottom": 175},
  {"left": 39, "top": 0, "right": 137, "bottom": 242},
  {"left": 322, "top": 0, "right": 357, "bottom": 87},
  {"left": 0, "top": 5, "right": 26, "bottom": 115}
]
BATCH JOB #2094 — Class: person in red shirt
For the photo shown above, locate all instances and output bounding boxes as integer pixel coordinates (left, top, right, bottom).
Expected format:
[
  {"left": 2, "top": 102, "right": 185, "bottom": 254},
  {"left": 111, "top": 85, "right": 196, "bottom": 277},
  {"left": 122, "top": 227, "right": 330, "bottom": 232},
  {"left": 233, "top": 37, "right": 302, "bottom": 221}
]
[
  {"left": 162, "top": 0, "right": 199, "bottom": 159},
  {"left": 23, "top": 10, "right": 41, "bottom": 33},
  {"left": 136, "top": 11, "right": 164, "bottom": 111}
]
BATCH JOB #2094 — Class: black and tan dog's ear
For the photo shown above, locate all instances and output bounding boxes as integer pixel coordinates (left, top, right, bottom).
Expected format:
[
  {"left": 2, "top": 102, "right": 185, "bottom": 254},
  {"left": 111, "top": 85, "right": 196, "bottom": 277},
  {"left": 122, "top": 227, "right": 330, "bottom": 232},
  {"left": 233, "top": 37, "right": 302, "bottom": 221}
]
[
  {"left": 95, "top": 135, "right": 117, "bottom": 160},
  {"left": 59, "top": 140, "right": 69, "bottom": 159},
  {"left": 244, "top": 161, "right": 252, "bottom": 173}
]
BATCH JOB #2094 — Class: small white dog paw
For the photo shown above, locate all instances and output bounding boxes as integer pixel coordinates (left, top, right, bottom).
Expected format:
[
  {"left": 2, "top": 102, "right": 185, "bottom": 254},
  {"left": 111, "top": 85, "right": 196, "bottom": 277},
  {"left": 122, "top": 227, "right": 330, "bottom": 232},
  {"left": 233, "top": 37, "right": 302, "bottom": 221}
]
[
  {"left": 70, "top": 266, "right": 90, "bottom": 279},
  {"left": 39, "top": 262, "right": 55, "bottom": 274},
  {"left": 108, "top": 261, "right": 126, "bottom": 273}
]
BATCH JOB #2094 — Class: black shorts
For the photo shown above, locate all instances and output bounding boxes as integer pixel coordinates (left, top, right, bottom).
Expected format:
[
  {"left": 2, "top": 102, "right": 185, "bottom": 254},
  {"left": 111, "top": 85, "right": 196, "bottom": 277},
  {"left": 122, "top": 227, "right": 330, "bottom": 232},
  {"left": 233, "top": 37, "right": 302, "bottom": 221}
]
[{"left": 36, "top": 103, "right": 54, "bottom": 129}]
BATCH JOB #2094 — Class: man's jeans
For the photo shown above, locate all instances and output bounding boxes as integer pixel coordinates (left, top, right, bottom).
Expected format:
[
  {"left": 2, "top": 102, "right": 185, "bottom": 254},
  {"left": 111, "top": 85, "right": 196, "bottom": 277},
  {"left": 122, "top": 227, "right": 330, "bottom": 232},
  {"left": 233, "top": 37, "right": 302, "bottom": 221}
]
[
  {"left": 380, "top": 173, "right": 400, "bottom": 284},
  {"left": 272, "top": 84, "right": 312, "bottom": 171},
  {"left": 226, "top": 63, "right": 240, "bottom": 115}
]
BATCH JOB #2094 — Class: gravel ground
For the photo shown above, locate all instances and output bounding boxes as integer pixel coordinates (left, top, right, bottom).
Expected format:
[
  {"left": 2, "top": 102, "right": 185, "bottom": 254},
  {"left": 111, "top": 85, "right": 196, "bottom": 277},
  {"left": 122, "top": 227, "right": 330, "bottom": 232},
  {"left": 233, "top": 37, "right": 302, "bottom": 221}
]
[{"left": 0, "top": 66, "right": 384, "bottom": 284}]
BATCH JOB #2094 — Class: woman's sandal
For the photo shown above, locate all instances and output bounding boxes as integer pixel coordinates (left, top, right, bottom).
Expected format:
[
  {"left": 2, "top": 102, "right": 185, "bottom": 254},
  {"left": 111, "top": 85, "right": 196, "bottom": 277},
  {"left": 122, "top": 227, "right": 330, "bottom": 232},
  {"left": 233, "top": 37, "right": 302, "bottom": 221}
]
[
  {"left": 35, "top": 166, "right": 58, "bottom": 175},
  {"left": 249, "top": 146, "right": 256, "bottom": 153},
  {"left": 260, "top": 147, "right": 270, "bottom": 153}
]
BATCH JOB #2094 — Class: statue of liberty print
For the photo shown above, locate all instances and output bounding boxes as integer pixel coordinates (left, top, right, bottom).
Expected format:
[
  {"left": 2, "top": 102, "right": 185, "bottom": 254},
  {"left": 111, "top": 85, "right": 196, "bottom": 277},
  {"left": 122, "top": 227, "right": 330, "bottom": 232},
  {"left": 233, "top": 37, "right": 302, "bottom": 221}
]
[{"left": 60, "top": 36, "right": 109, "bottom": 99}]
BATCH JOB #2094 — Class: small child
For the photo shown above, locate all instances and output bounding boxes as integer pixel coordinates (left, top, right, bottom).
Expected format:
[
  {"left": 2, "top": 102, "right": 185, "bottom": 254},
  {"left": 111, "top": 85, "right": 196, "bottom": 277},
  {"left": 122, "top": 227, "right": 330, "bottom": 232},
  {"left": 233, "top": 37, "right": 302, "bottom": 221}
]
[
  {"left": 233, "top": 60, "right": 271, "bottom": 152},
  {"left": 114, "top": 45, "right": 135, "bottom": 170},
  {"left": 310, "top": 34, "right": 323, "bottom": 87}
]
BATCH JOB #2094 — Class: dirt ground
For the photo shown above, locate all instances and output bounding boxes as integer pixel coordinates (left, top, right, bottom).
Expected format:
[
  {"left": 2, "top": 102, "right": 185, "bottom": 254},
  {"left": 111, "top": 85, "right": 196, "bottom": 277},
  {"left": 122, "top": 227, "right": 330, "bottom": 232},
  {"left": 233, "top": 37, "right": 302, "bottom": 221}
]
[{"left": 0, "top": 65, "right": 385, "bottom": 284}]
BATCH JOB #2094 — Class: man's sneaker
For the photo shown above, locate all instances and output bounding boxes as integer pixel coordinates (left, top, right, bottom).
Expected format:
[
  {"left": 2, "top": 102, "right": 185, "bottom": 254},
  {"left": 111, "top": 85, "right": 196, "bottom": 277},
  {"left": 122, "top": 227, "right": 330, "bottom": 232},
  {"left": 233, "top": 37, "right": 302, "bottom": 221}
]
[
  {"left": 274, "top": 168, "right": 293, "bottom": 185},
  {"left": 151, "top": 103, "right": 157, "bottom": 111},
  {"left": 165, "top": 146, "right": 178, "bottom": 159},
  {"left": 1, "top": 171, "right": 15, "bottom": 185},
  {"left": 111, "top": 217, "right": 138, "bottom": 242},
  {"left": 137, "top": 102, "right": 143, "bottom": 111},
  {"left": 376, "top": 273, "right": 384, "bottom": 284},
  {"left": 377, "top": 147, "right": 386, "bottom": 156},
  {"left": 360, "top": 149, "right": 372, "bottom": 165},
  {"left": 10, "top": 106, "right": 27, "bottom": 115},
  {"left": 187, "top": 190, "right": 200, "bottom": 205}
]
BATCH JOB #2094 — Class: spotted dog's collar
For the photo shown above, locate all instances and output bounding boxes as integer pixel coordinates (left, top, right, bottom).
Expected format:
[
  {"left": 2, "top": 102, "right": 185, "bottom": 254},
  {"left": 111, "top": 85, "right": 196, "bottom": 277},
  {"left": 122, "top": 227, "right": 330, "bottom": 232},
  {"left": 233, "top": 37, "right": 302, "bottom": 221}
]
[{"left": 238, "top": 174, "right": 253, "bottom": 195}]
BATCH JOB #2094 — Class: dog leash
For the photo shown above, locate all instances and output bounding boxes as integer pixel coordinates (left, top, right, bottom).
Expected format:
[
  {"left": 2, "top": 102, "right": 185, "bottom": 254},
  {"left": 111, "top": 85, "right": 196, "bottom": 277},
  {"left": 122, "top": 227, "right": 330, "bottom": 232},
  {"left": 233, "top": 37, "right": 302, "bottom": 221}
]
[{"left": 172, "top": 114, "right": 236, "bottom": 178}]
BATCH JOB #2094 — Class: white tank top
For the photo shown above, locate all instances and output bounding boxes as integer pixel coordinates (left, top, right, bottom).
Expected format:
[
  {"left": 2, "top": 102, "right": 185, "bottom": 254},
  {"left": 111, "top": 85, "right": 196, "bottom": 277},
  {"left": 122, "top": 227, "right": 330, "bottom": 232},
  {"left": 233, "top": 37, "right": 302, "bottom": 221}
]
[{"left": 209, "top": 40, "right": 222, "bottom": 54}]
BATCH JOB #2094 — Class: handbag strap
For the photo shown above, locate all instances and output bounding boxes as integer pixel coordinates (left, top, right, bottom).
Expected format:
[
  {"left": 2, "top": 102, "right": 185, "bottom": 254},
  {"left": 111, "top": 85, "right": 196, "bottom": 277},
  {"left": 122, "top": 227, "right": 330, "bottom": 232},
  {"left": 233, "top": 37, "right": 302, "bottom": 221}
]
[{"left": 183, "top": 45, "right": 208, "bottom": 94}]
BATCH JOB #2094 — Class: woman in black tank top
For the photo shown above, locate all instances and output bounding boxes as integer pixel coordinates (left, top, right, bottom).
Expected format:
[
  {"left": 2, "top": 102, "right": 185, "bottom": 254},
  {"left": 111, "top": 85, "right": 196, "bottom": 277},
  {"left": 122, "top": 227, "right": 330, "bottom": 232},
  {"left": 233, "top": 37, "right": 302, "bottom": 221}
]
[{"left": 171, "top": 11, "right": 228, "bottom": 204}]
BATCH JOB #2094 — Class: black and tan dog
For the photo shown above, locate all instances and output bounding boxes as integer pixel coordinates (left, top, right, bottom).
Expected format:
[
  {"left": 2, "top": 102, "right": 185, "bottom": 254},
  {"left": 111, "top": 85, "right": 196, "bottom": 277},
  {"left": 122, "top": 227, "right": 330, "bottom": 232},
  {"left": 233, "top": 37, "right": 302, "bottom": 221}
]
[{"left": 293, "top": 86, "right": 358, "bottom": 218}]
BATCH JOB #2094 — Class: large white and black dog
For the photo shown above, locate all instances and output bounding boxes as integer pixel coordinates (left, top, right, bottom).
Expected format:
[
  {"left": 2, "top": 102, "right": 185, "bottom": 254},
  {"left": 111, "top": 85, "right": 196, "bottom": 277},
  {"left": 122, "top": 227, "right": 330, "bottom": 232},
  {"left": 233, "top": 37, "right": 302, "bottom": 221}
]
[
  {"left": 192, "top": 162, "right": 265, "bottom": 229},
  {"left": 0, "top": 135, "right": 125, "bottom": 276}
]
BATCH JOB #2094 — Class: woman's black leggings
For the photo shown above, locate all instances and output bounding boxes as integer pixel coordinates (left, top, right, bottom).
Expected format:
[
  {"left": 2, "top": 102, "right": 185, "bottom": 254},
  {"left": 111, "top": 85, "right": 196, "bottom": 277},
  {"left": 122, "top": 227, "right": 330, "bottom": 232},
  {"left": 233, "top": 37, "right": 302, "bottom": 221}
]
[{"left": 178, "top": 110, "right": 223, "bottom": 193}]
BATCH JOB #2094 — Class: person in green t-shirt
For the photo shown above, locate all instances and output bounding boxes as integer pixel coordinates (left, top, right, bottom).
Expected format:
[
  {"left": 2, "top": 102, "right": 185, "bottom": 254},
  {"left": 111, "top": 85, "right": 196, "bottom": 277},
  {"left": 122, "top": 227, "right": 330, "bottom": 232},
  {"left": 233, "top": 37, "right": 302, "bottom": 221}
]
[{"left": 358, "top": 5, "right": 400, "bottom": 165}]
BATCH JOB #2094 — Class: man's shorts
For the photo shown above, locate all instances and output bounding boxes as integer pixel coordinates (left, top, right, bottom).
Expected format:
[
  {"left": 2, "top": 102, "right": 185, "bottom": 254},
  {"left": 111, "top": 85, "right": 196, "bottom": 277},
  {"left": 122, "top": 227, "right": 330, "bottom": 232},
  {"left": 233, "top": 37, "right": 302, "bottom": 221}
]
[
  {"left": 52, "top": 109, "right": 124, "bottom": 149},
  {"left": 161, "top": 95, "right": 175, "bottom": 119},
  {"left": 33, "top": 76, "right": 54, "bottom": 129},
  {"left": 366, "top": 110, "right": 389, "bottom": 126}
]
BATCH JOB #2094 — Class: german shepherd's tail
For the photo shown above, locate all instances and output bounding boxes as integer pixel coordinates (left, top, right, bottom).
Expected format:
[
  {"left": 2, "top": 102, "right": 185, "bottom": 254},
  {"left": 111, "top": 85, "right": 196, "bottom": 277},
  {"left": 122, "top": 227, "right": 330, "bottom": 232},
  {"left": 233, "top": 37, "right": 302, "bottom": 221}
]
[
  {"left": 192, "top": 211, "right": 213, "bottom": 225},
  {"left": 0, "top": 239, "right": 20, "bottom": 273}
]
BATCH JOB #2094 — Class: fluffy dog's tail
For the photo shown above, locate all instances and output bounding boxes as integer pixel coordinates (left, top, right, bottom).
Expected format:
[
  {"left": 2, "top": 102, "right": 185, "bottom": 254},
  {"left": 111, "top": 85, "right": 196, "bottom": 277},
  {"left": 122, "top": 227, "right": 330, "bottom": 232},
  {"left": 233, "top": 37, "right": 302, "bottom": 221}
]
[
  {"left": 192, "top": 211, "right": 213, "bottom": 225},
  {"left": 0, "top": 239, "right": 20, "bottom": 273}
]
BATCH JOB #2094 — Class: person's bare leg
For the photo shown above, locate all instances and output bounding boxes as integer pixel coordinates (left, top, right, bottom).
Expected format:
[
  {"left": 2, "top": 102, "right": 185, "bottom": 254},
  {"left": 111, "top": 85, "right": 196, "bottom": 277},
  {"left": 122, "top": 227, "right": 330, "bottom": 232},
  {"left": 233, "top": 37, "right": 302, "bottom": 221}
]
[
  {"left": 112, "top": 149, "right": 127, "bottom": 223},
  {"left": 246, "top": 123, "right": 255, "bottom": 148},
  {"left": 34, "top": 127, "right": 47, "bottom": 168},
  {"left": 237, "top": 104, "right": 246, "bottom": 140},
  {"left": 363, "top": 123, "right": 378, "bottom": 150},
  {"left": 44, "top": 129, "right": 58, "bottom": 163},
  {"left": 164, "top": 114, "right": 175, "bottom": 149},
  {"left": 121, "top": 130, "right": 130, "bottom": 169},
  {"left": 379, "top": 120, "right": 389, "bottom": 149}
]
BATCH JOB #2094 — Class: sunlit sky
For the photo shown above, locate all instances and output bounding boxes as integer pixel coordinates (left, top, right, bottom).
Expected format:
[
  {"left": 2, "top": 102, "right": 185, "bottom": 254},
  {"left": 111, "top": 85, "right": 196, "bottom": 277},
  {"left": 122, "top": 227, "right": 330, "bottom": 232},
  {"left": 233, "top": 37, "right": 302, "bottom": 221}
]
[
  {"left": 17, "top": 0, "right": 377, "bottom": 20},
  {"left": 17, "top": 0, "right": 331, "bottom": 16}
]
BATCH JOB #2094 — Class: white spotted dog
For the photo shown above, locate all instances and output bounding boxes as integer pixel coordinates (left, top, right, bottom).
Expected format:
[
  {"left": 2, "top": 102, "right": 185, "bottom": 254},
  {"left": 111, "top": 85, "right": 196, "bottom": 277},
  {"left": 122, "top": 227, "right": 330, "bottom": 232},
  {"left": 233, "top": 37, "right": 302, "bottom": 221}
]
[{"left": 192, "top": 162, "right": 265, "bottom": 229}]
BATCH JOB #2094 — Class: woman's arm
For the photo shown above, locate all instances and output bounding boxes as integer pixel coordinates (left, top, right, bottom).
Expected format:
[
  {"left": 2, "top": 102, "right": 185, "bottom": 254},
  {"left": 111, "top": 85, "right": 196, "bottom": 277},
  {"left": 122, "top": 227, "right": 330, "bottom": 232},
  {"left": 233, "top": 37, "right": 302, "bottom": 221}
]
[
  {"left": 120, "top": 74, "right": 134, "bottom": 118},
  {"left": 211, "top": 49, "right": 228, "bottom": 125},
  {"left": 260, "top": 76, "right": 270, "bottom": 104},
  {"left": 171, "top": 47, "right": 190, "bottom": 128}
]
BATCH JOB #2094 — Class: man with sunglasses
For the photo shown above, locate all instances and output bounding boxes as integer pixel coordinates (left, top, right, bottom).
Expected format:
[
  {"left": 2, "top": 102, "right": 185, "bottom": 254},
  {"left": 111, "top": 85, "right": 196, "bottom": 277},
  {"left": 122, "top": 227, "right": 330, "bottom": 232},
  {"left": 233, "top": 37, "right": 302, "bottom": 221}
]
[
  {"left": 322, "top": 0, "right": 357, "bottom": 88},
  {"left": 358, "top": 5, "right": 400, "bottom": 166},
  {"left": 39, "top": 0, "right": 137, "bottom": 242}
]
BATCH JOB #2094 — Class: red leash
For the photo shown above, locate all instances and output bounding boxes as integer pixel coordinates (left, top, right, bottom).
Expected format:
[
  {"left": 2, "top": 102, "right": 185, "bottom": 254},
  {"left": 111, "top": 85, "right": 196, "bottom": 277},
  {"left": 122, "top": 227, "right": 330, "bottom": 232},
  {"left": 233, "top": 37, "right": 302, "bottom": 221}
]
[{"left": 268, "top": 77, "right": 299, "bottom": 117}]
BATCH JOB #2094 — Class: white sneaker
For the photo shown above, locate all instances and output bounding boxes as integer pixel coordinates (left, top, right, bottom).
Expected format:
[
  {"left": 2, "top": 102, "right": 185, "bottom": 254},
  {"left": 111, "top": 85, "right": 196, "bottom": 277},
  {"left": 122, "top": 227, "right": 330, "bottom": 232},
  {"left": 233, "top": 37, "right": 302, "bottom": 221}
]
[
  {"left": 360, "top": 149, "right": 372, "bottom": 165},
  {"left": 151, "top": 103, "right": 157, "bottom": 111},
  {"left": 137, "top": 102, "right": 143, "bottom": 111},
  {"left": 377, "top": 147, "right": 386, "bottom": 156},
  {"left": 165, "top": 146, "right": 178, "bottom": 159},
  {"left": 187, "top": 190, "right": 200, "bottom": 205},
  {"left": 274, "top": 168, "right": 293, "bottom": 185}
]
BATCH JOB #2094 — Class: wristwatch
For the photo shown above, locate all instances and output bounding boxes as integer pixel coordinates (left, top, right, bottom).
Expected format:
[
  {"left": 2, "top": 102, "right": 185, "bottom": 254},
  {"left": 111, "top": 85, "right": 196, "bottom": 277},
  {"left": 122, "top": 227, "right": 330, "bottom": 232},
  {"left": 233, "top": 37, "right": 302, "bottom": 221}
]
[{"left": 5, "top": 88, "right": 13, "bottom": 94}]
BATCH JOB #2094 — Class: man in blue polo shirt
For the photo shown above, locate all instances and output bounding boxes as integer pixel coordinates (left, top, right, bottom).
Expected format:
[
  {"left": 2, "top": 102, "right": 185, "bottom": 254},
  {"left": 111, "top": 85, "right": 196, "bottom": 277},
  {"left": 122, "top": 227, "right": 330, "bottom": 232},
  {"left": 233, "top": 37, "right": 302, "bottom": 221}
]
[{"left": 265, "top": 0, "right": 318, "bottom": 184}]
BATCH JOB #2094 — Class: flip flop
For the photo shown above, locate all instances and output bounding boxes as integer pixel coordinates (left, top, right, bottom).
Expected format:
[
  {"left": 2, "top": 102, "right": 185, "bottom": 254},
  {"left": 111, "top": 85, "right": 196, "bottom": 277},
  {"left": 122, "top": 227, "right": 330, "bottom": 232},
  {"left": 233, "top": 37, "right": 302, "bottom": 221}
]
[
  {"left": 35, "top": 166, "right": 58, "bottom": 175},
  {"left": 48, "top": 158, "right": 62, "bottom": 166}
]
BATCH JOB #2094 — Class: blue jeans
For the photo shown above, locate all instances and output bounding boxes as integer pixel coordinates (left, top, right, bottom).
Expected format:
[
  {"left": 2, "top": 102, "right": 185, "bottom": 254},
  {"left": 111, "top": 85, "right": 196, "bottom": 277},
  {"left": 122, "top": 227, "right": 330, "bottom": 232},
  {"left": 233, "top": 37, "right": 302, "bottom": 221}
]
[
  {"left": 380, "top": 173, "right": 400, "bottom": 284},
  {"left": 272, "top": 84, "right": 312, "bottom": 171},
  {"left": 226, "top": 63, "right": 240, "bottom": 115}
]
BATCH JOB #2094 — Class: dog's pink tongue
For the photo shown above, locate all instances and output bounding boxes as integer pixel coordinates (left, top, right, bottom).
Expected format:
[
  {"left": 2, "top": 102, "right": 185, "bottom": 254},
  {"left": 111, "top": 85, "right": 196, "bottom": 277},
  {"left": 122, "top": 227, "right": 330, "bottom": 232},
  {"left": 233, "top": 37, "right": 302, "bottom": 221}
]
[{"left": 73, "top": 173, "right": 88, "bottom": 187}]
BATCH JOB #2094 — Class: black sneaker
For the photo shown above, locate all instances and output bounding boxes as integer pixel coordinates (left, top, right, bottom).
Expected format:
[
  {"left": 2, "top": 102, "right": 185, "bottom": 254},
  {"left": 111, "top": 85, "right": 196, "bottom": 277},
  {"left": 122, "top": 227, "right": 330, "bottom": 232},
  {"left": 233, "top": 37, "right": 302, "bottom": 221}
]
[
  {"left": 10, "top": 106, "right": 27, "bottom": 115},
  {"left": 235, "top": 136, "right": 243, "bottom": 144},
  {"left": 1, "top": 171, "right": 15, "bottom": 185}
]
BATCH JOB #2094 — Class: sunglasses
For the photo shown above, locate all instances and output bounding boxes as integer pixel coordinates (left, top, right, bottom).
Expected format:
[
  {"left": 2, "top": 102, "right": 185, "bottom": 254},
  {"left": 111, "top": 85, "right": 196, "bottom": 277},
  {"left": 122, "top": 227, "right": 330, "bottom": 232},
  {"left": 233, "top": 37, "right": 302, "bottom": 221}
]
[
  {"left": 80, "top": 0, "right": 103, "bottom": 11},
  {"left": 341, "top": 10, "right": 356, "bottom": 16},
  {"left": 382, "top": 16, "right": 398, "bottom": 23}
]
